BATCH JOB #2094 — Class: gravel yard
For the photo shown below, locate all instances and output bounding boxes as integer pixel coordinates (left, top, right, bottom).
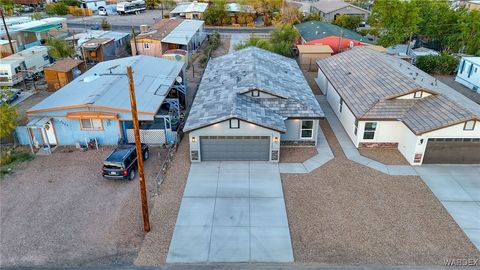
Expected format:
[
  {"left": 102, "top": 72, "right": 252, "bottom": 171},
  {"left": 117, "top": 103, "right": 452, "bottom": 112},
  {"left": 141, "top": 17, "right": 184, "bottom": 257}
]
[
  {"left": 358, "top": 148, "right": 409, "bottom": 165},
  {"left": 280, "top": 147, "right": 318, "bottom": 163},
  {"left": 281, "top": 120, "right": 479, "bottom": 265},
  {"left": 0, "top": 146, "right": 166, "bottom": 267},
  {"left": 135, "top": 139, "right": 190, "bottom": 265}
]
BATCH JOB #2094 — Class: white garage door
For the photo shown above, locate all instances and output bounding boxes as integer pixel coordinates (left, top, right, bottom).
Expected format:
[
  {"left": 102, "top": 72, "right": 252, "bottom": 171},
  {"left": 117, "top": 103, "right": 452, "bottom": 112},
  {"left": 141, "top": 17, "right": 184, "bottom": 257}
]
[{"left": 200, "top": 136, "right": 270, "bottom": 161}]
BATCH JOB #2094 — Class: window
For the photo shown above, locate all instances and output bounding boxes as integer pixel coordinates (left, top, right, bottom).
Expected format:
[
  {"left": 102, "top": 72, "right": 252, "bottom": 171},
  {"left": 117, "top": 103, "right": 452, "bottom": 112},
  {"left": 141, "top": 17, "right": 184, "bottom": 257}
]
[
  {"left": 413, "top": 91, "right": 423, "bottom": 98},
  {"left": 80, "top": 119, "right": 103, "bottom": 130},
  {"left": 354, "top": 119, "right": 358, "bottom": 135},
  {"left": 229, "top": 119, "right": 240, "bottom": 129},
  {"left": 251, "top": 90, "right": 260, "bottom": 97},
  {"left": 459, "top": 60, "right": 465, "bottom": 74},
  {"left": 143, "top": 43, "right": 150, "bottom": 49},
  {"left": 300, "top": 120, "right": 314, "bottom": 139},
  {"left": 464, "top": 120, "right": 476, "bottom": 131},
  {"left": 363, "top": 122, "right": 377, "bottom": 140},
  {"left": 339, "top": 98, "right": 344, "bottom": 112},
  {"left": 43, "top": 55, "right": 49, "bottom": 61},
  {"left": 468, "top": 64, "right": 474, "bottom": 78}
]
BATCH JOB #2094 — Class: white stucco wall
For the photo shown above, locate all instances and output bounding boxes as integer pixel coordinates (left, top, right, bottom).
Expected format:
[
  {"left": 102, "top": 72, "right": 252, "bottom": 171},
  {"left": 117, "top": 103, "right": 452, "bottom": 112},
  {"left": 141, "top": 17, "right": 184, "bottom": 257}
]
[{"left": 188, "top": 119, "right": 281, "bottom": 162}]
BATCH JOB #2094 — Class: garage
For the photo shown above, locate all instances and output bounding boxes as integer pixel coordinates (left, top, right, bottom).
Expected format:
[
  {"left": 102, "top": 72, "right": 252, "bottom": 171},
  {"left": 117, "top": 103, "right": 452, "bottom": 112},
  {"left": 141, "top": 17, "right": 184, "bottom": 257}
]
[
  {"left": 423, "top": 138, "right": 480, "bottom": 164},
  {"left": 200, "top": 136, "right": 270, "bottom": 161}
]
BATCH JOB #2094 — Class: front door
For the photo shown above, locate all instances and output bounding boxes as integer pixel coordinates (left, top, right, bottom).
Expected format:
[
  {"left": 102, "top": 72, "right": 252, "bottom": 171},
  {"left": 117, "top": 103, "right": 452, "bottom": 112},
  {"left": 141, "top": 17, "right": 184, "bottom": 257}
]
[{"left": 44, "top": 121, "right": 58, "bottom": 145}]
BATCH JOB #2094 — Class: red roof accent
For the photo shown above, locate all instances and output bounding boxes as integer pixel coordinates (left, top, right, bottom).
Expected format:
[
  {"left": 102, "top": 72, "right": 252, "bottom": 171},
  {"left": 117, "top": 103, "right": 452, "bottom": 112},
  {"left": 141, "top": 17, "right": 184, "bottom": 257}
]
[{"left": 304, "top": 36, "right": 364, "bottom": 54}]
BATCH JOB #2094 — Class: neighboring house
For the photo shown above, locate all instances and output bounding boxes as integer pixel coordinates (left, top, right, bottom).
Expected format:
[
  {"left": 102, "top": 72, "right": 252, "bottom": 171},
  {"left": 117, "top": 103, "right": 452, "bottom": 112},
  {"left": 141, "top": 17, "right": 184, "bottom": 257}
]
[
  {"left": 316, "top": 47, "right": 480, "bottom": 165},
  {"left": 0, "top": 17, "right": 68, "bottom": 51},
  {"left": 169, "top": 1, "right": 208, "bottom": 20},
  {"left": 0, "top": 46, "right": 50, "bottom": 86},
  {"left": 456, "top": 57, "right": 480, "bottom": 92},
  {"left": 410, "top": 47, "right": 439, "bottom": 63},
  {"left": 184, "top": 47, "right": 324, "bottom": 162},
  {"left": 295, "top": 21, "right": 370, "bottom": 53},
  {"left": 160, "top": 20, "right": 206, "bottom": 62},
  {"left": 131, "top": 18, "right": 184, "bottom": 58},
  {"left": 43, "top": 58, "right": 85, "bottom": 91},
  {"left": 81, "top": 0, "right": 107, "bottom": 11},
  {"left": 464, "top": 0, "right": 480, "bottom": 10},
  {"left": 386, "top": 44, "right": 413, "bottom": 62},
  {"left": 81, "top": 32, "right": 130, "bottom": 63},
  {"left": 310, "top": 0, "right": 370, "bottom": 22},
  {"left": 16, "top": 56, "right": 186, "bottom": 151},
  {"left": 297, "top": 44, "right": 333, "bottom": 71},
  {"left": 0, "top": 40, "right": 17, "bottom": 58},
  {"left": 225, "top": 3, "right": 255, "bottom": 15}
]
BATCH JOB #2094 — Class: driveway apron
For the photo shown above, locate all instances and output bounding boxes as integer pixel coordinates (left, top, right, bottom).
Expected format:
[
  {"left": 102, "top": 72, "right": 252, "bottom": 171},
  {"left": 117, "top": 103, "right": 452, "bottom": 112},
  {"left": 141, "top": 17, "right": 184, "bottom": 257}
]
[{"left": 167, "top": 161, "right": 294, "bottom": 263}]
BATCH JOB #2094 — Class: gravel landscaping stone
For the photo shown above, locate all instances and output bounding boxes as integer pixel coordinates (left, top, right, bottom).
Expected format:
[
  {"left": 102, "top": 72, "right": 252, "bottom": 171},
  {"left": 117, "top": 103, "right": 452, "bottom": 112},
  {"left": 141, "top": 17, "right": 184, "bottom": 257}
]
[
  {"left": 281, "top": 120, "right": 480, "bottom": 265},
  {"left": 134, "top": 139, "right": 191, "bottom": 265},
  {"left": 359, "top": 148, "right": 409, "bottom": 165},
  {"left": 280, "top": 147, "right": 318, "bottom": 163},
  {"left": 0, "top": 146, "right": 166, "bottom": 267}
]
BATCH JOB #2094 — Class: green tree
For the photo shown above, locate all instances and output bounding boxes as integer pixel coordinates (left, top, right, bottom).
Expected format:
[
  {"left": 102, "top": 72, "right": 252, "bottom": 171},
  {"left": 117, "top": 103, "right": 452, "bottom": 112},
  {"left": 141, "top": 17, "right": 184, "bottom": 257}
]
[
  {"left": 0, "top": 89, "right": 18, "bottom": 138},
  {"left": 332, "top": 14, "right": 362, "bottom": 30},
  {"left": 235, "top": 24, "right": 299, "bottom": 57},
  {"left": 235, "top": 36, "right": 272, "bottom": 51},
  {"left": 45, "top": 2, "right": 69, "bottom": 15},
  {"left": 270, "top": 23, "right": 299, "bottom": 45},
  {"left": 459, "top": 10, "right": 480, "bottom": 56},
  {"left": 203, "top": 0, "right": 228, "bottom": 26},
  {"left": 0, "top": 0, "right": 14, "bottom": 15},
  {"left": 416, "top": 53, "right": 458, "bottom": 75},
  {"left": 46, "top": 38, "right": 75, "bottom": 59},
  {"left": 369, "top": 0, "right": 420, "bottom": 47}
]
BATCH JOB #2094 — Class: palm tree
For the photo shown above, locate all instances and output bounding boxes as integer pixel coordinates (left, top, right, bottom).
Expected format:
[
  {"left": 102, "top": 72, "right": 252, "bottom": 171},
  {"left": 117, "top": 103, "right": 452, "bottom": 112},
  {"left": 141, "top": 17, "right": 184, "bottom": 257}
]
[{"left": 46, "top": 37, "right": 75, "bottom": 59}]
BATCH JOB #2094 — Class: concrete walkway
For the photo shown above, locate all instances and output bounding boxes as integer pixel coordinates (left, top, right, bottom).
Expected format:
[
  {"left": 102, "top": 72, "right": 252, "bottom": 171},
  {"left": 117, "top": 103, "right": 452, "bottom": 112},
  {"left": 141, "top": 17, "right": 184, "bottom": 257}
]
[
  {"left": 167, "top": 161, "right": 293, "bottom": 263},
  {"left": 279, "top": 124, "right": 334, "bottom": 174},
  {"left": 315, "top": 95, "right": 480, "bottom": 251}
]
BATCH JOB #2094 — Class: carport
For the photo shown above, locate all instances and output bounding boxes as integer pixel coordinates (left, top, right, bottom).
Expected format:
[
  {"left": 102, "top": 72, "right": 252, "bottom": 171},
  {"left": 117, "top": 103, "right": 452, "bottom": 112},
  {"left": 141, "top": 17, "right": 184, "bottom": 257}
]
[{"left": 423, "top": 138, "right": 480, "bottom": 164}]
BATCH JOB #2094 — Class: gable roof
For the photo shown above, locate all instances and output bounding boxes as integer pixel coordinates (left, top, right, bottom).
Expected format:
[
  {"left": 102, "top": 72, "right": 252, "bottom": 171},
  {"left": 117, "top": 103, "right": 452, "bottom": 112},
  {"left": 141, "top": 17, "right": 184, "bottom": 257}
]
[
  {"left": 317, "top": 47, "right": 480, "bottom": 134},
  {"left": 170, "top": 2, "right": 208, "bottom": 14},
  {"left": 295, "top": 21, "right": 369, "bottom": 43},
  {"left": 44, "top": 58, "right": 83, "bottom": 72},
  {"left": 136, "top": 18, "right": 184, "bottom": 41},
  {"left": 27, "top": 56, "right": 184, "bottom": 116},
  {"left": 310, "top": 0, "right": 369, "bottom": 14},
  {"left": 161, "top": 20, "right": 204, "bottom": 45},
  {"left": 184, "top": 47, "right": 324, "bottom": 132}
]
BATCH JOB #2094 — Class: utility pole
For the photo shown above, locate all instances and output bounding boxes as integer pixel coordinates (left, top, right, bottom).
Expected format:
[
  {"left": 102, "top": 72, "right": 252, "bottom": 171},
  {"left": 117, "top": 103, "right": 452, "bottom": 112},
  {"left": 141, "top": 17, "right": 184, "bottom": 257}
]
[
  {"left": 127, "top": 66, "right": 151, "bottom": 233},
  {"left": 337, "top": 30, "right": 344, "bottom": 53},
  {"left": 132, "top": 26, "right": 138, "bottom": 56},
  {"left": 0, "top": 8, "right": 15, "bottom": 55}
]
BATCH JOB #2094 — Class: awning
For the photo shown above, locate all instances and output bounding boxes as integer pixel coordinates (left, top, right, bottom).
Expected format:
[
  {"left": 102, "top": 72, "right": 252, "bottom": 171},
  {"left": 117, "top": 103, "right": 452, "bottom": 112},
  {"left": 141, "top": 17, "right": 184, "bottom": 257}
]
[
  {"left": 26, "top": 117, "right": 50, "bottom": 128},
  {"left": 66, "top": 111, "right": 118, "bottom": 119},
  {"left": 23, "top": 24, "right": 60, "bottom": 33}
]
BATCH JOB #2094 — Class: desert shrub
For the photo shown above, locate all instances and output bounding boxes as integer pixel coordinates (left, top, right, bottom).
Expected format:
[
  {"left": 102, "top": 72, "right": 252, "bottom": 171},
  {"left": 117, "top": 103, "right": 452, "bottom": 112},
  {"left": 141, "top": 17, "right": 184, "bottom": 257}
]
[{"left": 416, "top": 53, "right": 458, "bottom": 75}]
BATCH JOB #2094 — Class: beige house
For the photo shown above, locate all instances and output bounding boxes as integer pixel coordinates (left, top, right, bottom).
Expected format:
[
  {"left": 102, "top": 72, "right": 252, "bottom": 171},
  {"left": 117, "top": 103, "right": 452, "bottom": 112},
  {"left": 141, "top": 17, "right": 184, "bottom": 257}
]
[
  {"left": 465, "top": 0, "right": 480, "bottom": 10},
  {"left": 131, "top": 19, "right": 184, "bottom": 57},
  {"left": 169, "top": 2, "right": 208, "bottom": 20},
  {"left": 297, "top": 44, "right": 333, "bottom": 71},
  {"left": 310, "top": 0, "right": 370, "bottom": 22}
]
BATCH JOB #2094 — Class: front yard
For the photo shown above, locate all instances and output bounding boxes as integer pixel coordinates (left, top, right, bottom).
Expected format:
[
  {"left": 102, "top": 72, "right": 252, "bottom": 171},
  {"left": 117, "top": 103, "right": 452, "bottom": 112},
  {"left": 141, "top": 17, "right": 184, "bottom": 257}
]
[
  {"left": 282, "top": 120, "right": 480, "bottom": 264},
  {"left": 0, "top": 146, "right": 166, "bottom": 267}
]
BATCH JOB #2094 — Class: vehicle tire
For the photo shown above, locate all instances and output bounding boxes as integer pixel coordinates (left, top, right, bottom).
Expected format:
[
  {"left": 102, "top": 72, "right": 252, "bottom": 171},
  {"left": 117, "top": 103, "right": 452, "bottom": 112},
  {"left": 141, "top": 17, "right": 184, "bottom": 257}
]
[
  {"left": 143, "top": 150, "right": 149, "bottom": 161},
  {"left": 129, "top": 169, "right": 136, "bottom": 180}
]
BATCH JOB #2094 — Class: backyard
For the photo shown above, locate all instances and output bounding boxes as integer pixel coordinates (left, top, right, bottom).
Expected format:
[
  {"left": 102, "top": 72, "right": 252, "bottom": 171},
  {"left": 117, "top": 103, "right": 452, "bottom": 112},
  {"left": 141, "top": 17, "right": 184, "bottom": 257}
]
[{"left": 0, "top": 146, "right": 167, "bottom": 267}]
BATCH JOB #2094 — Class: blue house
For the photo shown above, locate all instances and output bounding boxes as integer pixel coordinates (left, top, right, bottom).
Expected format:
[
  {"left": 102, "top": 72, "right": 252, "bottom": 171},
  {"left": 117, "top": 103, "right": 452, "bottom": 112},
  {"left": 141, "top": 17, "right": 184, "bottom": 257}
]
[{"left": 16, "top": 55, "right": 186, "bottom": 152}]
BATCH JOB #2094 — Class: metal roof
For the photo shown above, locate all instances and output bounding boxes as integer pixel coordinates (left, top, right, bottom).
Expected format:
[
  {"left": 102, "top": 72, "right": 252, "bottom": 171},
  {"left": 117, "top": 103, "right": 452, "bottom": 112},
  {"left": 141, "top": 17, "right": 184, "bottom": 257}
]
[
  {"left": 28, "top": 56, "right": 184, "bottom": 116},
  {"left": 462, "top": 56, "right": 480, "bottom": 66},
  {"left": 100, "top": 31, "right": 130, "bottom": 41},
  {"left": 295, "top": 21, "right": 369, "bottom": 43},
  {"left": 184, "top": 47, "right": 324, "bottom": 132},
  {"left": 161, "top": 20, "right": 204, "bottom": 45},
  {"left": 310, "top": 0, "right": 369, "bottom": 14},
  {"left": 317, "top": 47, "right": 480, "bottom": 134},
  {"left": 170, "top": 2, "right": 208, "bottom": 14}
]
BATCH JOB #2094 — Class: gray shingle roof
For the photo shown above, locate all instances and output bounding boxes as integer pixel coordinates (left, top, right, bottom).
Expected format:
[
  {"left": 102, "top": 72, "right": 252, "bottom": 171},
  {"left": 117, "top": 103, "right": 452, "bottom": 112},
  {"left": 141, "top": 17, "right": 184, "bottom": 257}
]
[
  {"left": 317, "top": 47, "right": 480, "bottom": 134},
  {"left": 184, "top": 47, "right": 324, "bottom": 132}
]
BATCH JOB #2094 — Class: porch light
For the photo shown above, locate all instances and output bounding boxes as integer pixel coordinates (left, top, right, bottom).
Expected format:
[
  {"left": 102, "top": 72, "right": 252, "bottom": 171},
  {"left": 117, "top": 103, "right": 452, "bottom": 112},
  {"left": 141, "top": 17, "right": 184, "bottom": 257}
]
[
  {"left": 192, "top": 136, "right": 196, "bottom": 143},
  {"left": 273, "top": 136, "right": 279, "bottom": 143},
  {"left": 419, "top": 139, "right": 424, "bottom": 145}
]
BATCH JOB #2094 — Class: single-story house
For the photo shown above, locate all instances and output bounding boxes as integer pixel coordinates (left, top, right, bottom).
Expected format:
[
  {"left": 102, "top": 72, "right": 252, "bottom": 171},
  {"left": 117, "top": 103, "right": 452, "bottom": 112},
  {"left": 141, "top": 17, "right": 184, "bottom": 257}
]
[
  {"left": 131, "top": 18, "right": 184, "bottom": 58},
  {"left": 310, "top": 0, "right": 370, "bottom": 22},
  {"left": 316, "top": 47, "right": 480, "bottom": 165},
  {"left": 295, "top": 21, "right": 370, "bottom": 54},
  {"left": 456, "top": 56, "right": 480, "bottom": 92},
  {"left": 43, "top": 58, "right": 86, "bottom": 91},
  {"left": 184, "top": 47, "right": 324, "bottom": 162},
  {"left": 81, "top": 32, "right": 130, "bottom": 63},
  {"left": 160, "top": 20, "right": 206, "bottom": 62},
  {"left": 169, "top": 1, "right": 208, "bottom": 20},
  {"left": 410, "top": 47, "right": 439, "bottom": 63},
  {"left": 226, "top": 3, "right": 255, "bottom": 15},
  {"left": 16, "top": 55, "right": 186, "bottom": 151},
  {"left": 297, "top": 44, "right": 333, "bottom": 71}
]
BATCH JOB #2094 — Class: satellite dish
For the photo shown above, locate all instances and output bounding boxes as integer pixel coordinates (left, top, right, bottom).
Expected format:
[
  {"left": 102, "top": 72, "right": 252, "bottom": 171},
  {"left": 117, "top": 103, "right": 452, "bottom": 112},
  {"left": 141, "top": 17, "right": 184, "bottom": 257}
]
[
  {"left": 349, "top": 41, "right": 354, "bottom": 48},
  {"left": 176, "top": 76, "right": 183, "bottom": 84}
]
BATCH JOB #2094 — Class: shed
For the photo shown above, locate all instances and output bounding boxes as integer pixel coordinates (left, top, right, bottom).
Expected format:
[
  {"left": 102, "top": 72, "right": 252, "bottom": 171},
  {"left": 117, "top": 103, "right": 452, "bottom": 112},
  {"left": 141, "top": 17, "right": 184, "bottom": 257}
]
[
  {"left": 297, "top": 44, "right": 333, "bottom": 71},
  {"left": 44, "top": 58, "right": 85, "bottom": 91}
]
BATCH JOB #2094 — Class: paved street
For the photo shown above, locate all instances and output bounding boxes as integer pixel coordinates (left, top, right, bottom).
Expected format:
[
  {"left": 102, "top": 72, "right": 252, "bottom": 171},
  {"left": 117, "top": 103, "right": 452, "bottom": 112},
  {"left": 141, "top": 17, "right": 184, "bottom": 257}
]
[{"left": 166, "top": 161, "right": 293, "bottom": 263}]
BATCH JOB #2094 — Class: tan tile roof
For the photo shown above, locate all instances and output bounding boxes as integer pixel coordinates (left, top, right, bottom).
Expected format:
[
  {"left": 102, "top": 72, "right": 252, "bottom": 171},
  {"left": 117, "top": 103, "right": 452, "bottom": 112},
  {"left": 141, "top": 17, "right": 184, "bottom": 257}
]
[
  {"left": 317, "top": 47, "right": 480, "bottom": 134},
  {"left": 297, "top": 45, "right": 333, "bottom": 54},
  {"left": 136, "top": 18, "right": 184, "bottom": 41}
]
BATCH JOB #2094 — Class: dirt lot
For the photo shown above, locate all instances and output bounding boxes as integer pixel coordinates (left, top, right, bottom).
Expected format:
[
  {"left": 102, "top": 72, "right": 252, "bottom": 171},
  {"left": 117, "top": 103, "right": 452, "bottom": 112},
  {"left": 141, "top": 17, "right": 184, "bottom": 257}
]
[
  {"left": 0, "top": 146, "right": 166, "bottom": 267},
  {"left": 359, "top": 148, "right": 409, "bottom": 165},
  {"left": 281, "top": 120, "right": 479, "bottom": 265},
  {"left": 135, "top": 139, "right": 190, "bottom": 265},
  {"left": 280, "top": 147, "right": 318, "bottom": 163}
]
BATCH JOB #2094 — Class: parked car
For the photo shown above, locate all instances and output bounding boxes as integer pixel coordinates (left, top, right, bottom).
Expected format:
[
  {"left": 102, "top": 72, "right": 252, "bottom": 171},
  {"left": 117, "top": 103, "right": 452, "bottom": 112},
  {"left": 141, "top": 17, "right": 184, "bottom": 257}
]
[
  {"left": 0, "top": 88, "right": 20, "bottom": 105},
  {"left": 102, "top": 143, "right": 149, "bottom": 180}
]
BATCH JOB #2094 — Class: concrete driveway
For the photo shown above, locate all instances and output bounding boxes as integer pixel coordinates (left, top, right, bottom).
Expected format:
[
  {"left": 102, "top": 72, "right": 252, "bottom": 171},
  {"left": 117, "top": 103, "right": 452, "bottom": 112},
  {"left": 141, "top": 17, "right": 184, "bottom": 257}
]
[
  {"left": 417, "top": 165, "right": 480, "bottom": 250},
  {"left": 167, "top": 161, "right": 293, "bottom": 263}
]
